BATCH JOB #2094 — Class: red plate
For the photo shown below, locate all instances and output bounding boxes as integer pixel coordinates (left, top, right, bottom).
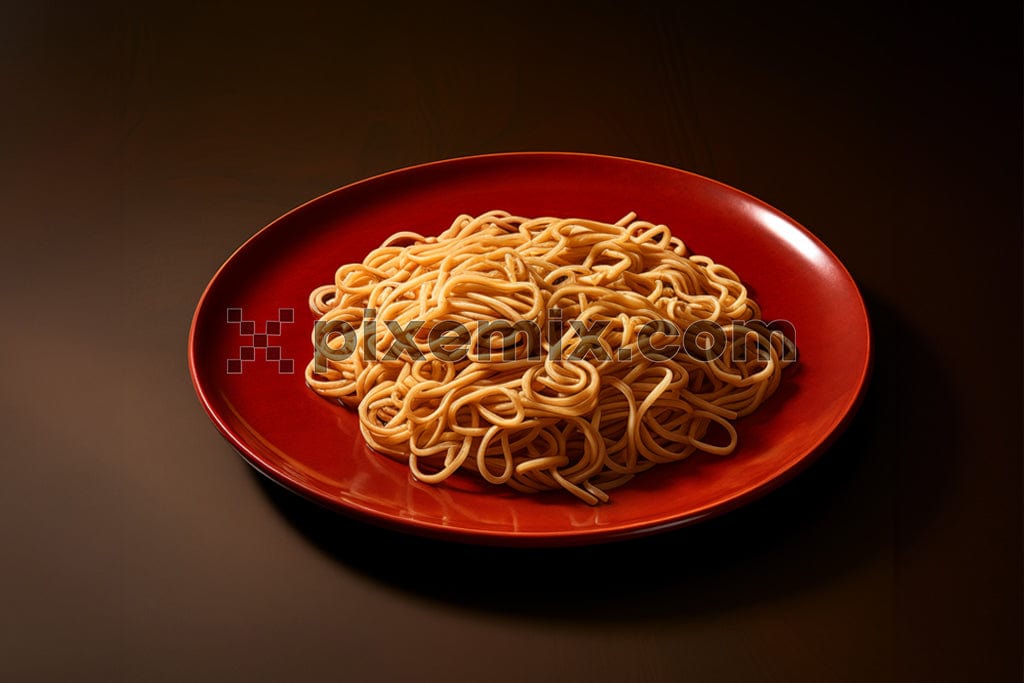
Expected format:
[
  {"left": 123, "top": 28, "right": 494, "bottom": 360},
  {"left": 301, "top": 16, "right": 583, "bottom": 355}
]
[{"left": 188, "top": 152, "right": 870, "bottom": 546}]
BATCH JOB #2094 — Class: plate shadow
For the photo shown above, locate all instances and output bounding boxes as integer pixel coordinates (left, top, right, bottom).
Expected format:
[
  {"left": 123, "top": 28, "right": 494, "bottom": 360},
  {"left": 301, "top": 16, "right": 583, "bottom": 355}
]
[{"left": 252, "top": 290, "right": 958, "bottom": 623}]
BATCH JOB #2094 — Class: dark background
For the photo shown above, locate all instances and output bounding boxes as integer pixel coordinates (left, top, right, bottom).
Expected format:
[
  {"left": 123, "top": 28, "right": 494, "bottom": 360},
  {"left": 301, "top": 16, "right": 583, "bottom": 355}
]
[{"left": 2, "top": 1, "right": 1020, "bottom": 681}]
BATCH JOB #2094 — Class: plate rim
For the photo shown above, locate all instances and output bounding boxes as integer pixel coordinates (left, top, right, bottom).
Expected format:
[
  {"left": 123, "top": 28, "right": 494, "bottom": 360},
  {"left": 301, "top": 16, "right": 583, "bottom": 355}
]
[{"left": 187, "top": 151, "right": 873, "bottom": 547}]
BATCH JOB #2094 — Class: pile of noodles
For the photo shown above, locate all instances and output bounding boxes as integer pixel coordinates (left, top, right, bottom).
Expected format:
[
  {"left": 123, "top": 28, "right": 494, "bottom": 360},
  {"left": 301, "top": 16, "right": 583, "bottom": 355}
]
[{"left": 306, "top": 210, "right": 795, "bottom": 504}]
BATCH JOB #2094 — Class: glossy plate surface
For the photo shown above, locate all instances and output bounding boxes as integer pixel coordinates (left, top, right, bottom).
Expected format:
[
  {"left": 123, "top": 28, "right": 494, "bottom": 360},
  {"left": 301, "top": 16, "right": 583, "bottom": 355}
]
[{"left": 188, "top": 152, "right": 871, "bottom": 546}]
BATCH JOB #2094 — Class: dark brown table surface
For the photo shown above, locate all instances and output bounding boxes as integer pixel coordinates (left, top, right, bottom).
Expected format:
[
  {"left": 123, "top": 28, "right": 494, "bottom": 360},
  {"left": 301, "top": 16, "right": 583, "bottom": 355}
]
[{"left": 3, "top": 2, "right": 1020, "bottom": 681}]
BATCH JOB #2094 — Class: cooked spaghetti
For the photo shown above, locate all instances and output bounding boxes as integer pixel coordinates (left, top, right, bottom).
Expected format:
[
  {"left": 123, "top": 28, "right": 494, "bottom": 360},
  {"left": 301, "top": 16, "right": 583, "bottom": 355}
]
[{"left": 305, "top": 210, "right": 796, "bottom": 504}]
